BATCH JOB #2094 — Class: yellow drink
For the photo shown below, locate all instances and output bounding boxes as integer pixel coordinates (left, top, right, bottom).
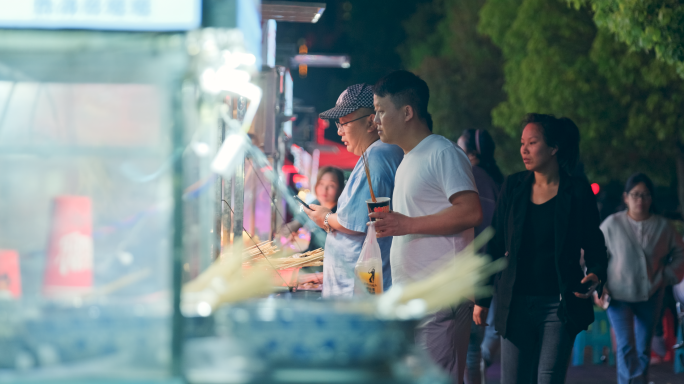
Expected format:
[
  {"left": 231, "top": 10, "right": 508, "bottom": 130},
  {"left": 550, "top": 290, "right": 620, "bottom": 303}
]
[{"left": 357, "top": 268, "right": 383, "bottom": 295}]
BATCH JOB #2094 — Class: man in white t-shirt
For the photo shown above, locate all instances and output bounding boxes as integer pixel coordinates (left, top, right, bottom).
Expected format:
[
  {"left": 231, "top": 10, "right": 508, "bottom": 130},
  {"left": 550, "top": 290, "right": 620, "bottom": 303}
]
[
  {"left": 370, "top": 70, "right": 483, "bottom": 383},
  {"left": 304, "top": 83, "right": 403, "bottom": 298}
]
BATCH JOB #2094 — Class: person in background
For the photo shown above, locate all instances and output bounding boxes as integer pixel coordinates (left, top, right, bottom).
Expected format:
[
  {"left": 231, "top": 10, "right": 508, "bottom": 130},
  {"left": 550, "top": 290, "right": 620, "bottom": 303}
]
[
  {"left": 675, "top": 268, "right": 684, "bottom": 352},
  {"left": 279, "top": 166, "right": 345, "bottom": 252},
  {"left": 479, "top": 113, "right": 608, "bottom": 384},
  {"left": 304, "top": 83, "right": 404, "bottom": 297},
  {"left": 457, "top": 129, "right": 503, "bottom": 384},
  {"left": 371, "top": 70, "right": 483, "bottom": 383},
  {"left": 599, "top": 173, "right": 684, "bottom": 384}
]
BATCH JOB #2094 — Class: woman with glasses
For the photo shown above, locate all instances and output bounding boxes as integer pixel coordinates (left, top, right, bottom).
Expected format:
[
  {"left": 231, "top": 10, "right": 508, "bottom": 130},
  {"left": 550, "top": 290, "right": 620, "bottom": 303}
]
[{"left": 599, "top": 173, "right": 684, "bottom": 384}]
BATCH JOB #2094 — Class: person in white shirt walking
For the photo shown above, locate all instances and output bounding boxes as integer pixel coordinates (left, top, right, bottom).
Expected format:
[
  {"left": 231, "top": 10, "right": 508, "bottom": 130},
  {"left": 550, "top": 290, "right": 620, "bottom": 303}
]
[
  {"left": 369, "top": 70, "right": 483, "bottom": 383},
  {"left": 599, "top": 172, "right": 684, "bottom": 384}
]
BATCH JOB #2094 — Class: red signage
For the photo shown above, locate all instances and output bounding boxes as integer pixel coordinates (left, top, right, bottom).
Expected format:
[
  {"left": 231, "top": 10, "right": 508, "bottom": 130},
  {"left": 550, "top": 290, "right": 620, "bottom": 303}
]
[
  {"left": 43, "top": 196, "right": 93, "bottom": 297},
  {"left": 0, "top": 250, "right": 21, "bottom": 298}
]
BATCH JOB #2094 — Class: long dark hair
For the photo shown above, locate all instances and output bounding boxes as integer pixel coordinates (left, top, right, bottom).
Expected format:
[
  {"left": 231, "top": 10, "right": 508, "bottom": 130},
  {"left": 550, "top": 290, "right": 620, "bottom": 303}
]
[
  {"left": 459, "top": 129, "right": 504, "bottom": 185},
  {"left": 521, "top": 113, "right": 580, "bottom": 175},
  {"left": 624, "top": 172, "right": 657, "bottom": 213}
]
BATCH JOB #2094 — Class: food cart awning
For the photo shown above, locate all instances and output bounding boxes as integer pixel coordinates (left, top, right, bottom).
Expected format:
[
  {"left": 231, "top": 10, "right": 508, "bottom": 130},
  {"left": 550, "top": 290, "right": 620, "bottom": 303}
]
[
  {"left": 261, "top": 1, "right": 326, "bottom": 23},
  {"left": 291, "top": 54, "right": 350, "bottom": 68}
]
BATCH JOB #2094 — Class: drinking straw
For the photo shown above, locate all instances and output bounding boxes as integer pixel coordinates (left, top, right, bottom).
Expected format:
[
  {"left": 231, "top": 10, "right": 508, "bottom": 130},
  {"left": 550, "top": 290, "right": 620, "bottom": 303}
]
[{"left": 362, "top": 151, "right": 377, "bottom": 202}]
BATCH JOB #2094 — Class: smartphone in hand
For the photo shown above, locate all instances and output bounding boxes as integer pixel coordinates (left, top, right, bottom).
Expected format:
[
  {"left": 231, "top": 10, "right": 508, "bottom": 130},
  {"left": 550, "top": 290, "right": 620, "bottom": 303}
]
[
  {"left": 575, "top": 280, "right": 594, "bottom": 294},
  {"left": 293, "top": 195, "right": 312, "bottom": 210}
]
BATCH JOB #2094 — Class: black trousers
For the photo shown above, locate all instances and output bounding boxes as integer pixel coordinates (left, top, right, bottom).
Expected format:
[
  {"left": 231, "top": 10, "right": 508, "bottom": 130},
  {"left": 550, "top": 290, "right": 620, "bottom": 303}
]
[{"left": 501, "top": 295, "right": 576, "bottom": 384}]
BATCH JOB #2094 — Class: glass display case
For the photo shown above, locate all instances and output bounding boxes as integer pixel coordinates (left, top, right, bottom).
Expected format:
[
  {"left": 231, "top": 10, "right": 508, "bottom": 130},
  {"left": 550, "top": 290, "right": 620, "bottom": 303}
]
[
  {"left": 0, "top": 1, "right": 262, "bottom": 382},
  {"left": 0, "top": 2, "right": 455, "bottom": 383}
]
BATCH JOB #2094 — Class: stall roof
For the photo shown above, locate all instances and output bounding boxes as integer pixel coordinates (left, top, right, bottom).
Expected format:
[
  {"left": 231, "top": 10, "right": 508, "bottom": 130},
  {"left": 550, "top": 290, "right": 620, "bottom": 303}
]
[
  {"left": 0, "top": 0, "right": 202, "bottom": 31},
  {"left": 291, "top": 54, "right": 350, "bottom": 68},
  {"left": 261, "top": 2, "right": 326, "bottom": 23}
]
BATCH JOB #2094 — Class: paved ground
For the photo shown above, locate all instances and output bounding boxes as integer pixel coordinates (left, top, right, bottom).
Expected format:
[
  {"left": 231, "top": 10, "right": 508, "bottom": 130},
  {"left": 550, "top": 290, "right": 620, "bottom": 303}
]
[{"left": 484, "top": 361, "right": 682, "bottom": 384}]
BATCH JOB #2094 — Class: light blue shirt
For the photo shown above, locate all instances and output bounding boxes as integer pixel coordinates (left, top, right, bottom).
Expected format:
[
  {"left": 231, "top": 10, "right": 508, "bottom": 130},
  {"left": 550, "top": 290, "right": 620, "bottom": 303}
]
[{"left": 322, "top": 140, "right": 404, "bottom": 298}]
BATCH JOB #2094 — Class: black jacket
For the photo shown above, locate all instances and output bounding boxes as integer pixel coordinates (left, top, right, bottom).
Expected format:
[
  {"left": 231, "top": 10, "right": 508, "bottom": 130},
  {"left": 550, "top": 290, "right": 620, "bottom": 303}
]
[{"left": 478, "top": 171, "right": 608, "bottom": 337}]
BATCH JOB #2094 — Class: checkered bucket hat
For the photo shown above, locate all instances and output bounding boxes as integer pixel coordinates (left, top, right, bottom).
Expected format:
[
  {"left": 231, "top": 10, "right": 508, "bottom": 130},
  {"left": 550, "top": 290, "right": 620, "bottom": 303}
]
[{"left": 319, "top": 83, "right": 375, "bottom": 120}]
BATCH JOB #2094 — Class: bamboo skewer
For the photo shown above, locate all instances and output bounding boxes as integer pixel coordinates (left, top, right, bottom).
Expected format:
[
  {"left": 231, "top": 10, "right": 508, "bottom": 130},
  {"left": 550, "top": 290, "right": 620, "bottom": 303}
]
[
  {"left": 254, "top": 248, "right": 325, "bottom": 270},
  {"left": 181, "top": 256, "right": 275, "bottom": 315},
  {"left": 240, "top": 241, "right": 279, "bottom": 260},
  {"left": 242, "top": 245, "right": 324, "bottom": 270},
  {"left": 272, "top": 250, "right": 324, "bottom": 269},
  {"left": 182, "top": 244, "right": 324, "bottom": 314},
  {"left": 362, "top": 150, "right": 377, "bottom": 202},
  {"left": 377, "top": 228, "right": 505, "bottom": 317},
  {"left": 183, "top": 230, "right": 504, "bottom": 319},
  {"left": 84, "top": 269, "right": 151, "bottom": 298},
  {"left": 183, "top": 254, "right": 243, "bottom": 294},
  {"left": 244, "top": 240, "right": 270, "bottom": 251}
]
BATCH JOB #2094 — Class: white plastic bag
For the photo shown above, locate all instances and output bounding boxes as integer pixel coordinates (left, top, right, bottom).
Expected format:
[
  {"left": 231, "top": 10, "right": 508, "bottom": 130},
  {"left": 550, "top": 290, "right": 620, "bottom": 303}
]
[{"left": 355, "top": 222, "right": 383, "bottom": 294}]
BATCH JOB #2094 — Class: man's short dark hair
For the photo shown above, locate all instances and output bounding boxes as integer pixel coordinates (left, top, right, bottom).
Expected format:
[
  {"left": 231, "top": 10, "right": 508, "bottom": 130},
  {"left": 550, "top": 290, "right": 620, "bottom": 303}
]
[{"left": 374, "top": 70, "right": 433, "bottom": 131}]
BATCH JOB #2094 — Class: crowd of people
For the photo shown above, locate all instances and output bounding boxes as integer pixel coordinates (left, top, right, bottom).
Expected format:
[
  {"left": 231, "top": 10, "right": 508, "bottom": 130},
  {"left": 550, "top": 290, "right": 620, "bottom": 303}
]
[{"left": 285, "top": 69, "right": 684, "bottom": 384}]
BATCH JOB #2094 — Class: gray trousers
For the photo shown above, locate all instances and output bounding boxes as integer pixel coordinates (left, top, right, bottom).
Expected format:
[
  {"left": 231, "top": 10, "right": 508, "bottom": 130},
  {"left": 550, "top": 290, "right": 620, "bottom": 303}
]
[
  {"left": 501, "top": 295, "right": 576, "bottom": 384},
  {"left": 417, "top": 301, "right": 474, "bottom": 384}
]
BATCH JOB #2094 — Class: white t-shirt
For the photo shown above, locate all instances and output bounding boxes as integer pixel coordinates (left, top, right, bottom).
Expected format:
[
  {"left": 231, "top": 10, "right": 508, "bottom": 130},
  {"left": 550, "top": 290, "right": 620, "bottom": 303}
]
[{"left": 390, "top": 134, "right": 478, "bottom": 285}]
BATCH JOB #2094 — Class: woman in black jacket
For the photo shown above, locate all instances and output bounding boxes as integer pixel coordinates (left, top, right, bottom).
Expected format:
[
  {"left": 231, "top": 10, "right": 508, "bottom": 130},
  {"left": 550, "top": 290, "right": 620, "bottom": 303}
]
[{"left": 474, "top": 114, "right": 608, "bottom": 384}]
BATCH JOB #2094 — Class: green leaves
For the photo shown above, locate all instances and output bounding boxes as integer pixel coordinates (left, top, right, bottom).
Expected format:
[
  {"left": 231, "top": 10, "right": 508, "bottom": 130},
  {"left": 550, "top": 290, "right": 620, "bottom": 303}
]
[
  {"left": 401, "top": 0, "right": 523, "bottom": 175},
  {"left": 401, "top": 0, "right": 684, "bottom": 190},
  {"left": 577, "top": 0, "right": 684, "bottom": 78},
  {"left": 479, "top": 0, "right": 684, "bottom": 185}
]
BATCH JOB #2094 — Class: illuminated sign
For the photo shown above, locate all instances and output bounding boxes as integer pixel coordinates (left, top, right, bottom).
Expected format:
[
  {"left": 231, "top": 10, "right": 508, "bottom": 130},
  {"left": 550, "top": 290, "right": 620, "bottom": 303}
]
[{"left": 0, "top": 0, "right": 201, "bottom": 31}]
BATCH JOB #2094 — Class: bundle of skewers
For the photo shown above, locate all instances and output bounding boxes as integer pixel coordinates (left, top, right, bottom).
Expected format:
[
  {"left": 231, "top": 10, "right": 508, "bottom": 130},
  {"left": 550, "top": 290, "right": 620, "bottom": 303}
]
[
  {"left": 268, "top": 248, "right": 324, "bottom": 270},
  {"left": 238, "top": 239, "right": 324, "bottom": 269},
  {"left": 240, "top": 240, "right": 279, "bottom": 261},
  {"left": 181, "top": 252, "right": 275, "bottom": 316},
  {"left": 373, "top": 228, "right": 506, "bottom": 318},
  {"left": 242, "top": 245, "right": 324, "bottom": 270},
  {"left": 182, "top": 229, "right": 504, "bottom": 319}
]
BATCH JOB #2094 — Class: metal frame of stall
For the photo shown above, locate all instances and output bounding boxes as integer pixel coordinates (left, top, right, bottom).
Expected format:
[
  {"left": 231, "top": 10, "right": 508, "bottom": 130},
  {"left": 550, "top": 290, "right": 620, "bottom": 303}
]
[
  {"left": 213, "top": 2, "right": 328, "bottom": 266},
  {"left": 0, "top": 0, "right": 263, "bottom": 380}
]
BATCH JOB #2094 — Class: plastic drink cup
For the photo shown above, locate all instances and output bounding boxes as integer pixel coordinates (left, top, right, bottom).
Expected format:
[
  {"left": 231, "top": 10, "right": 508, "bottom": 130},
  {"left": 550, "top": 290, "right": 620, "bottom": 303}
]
[
  {"left": 354, "top": 221, "right": 384, "bottom": 295},
  {"left": 366, "top": 197, "right": 390, "bottom": 221},
  {"left": 356, "top": 266, "right": 383, "bottom": 295}
]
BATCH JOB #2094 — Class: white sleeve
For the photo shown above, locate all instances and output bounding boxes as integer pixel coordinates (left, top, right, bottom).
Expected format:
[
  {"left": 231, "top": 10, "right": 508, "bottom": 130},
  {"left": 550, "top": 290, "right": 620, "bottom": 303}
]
[{"left": 434, "top": 146, "right": 478, "bottom": 199}]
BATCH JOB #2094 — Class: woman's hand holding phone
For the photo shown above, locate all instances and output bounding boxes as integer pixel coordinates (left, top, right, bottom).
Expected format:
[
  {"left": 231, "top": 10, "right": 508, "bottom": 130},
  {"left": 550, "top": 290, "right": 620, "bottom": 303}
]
[
  {"left": 293, "top": 195, "right": 312, "bottom": 211},
  {"left": 573, "top": 273, "right": 600, "bottom": 299},
  {"left": 304, "top": 203, "right": 331, "bottom": 230}
]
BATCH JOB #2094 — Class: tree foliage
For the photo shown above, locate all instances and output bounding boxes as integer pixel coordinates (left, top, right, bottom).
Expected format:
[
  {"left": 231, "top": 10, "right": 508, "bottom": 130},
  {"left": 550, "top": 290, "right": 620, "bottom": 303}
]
[
  {"left": 478, "top": 0, "right": 684, "bottom": 189},
  {"left": 569, "top": 0, "right": 684, "bottom": 78},
  {"left": 400, "top": 0, "right": 521, "bottom": 175}
]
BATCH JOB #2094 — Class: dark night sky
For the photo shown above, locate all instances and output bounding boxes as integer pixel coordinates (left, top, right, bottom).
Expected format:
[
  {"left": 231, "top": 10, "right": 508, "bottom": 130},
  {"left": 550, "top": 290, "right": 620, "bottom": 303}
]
[{"left": 275, "top": 0, "right": 429, "bottom": 117}]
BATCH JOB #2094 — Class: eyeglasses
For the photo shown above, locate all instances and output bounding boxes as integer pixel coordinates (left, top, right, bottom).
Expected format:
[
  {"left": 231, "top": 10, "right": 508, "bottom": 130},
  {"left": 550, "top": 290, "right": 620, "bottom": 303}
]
[
  {"left": 335, "top": 114, "right": 372, "bottom": 130},
  {"left": 628, "top": 192, "right": 652, "bottom": 200}
]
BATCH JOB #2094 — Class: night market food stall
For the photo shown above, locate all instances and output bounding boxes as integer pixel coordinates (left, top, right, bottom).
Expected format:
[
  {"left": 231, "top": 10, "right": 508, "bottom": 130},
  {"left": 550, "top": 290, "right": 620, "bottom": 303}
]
[{"left": 0, "top": 1, "right": 499, "bottom": 383}]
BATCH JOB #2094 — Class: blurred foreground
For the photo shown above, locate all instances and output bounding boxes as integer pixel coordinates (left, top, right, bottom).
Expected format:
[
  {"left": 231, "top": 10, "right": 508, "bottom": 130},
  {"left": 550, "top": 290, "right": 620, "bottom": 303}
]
[{"left": 485, "top": 358, "right": 679, "bottom": 384}]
